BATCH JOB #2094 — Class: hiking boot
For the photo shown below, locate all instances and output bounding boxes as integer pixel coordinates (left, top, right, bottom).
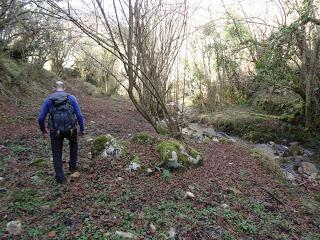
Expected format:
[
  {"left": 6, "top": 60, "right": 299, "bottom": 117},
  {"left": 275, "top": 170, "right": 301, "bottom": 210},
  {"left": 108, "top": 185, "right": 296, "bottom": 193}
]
[
  {"left": 56, "top": 177, "right": 67, "bottom": 184},
  {"left": 69, "top": 166, "right": 78, "bottom": 173}
]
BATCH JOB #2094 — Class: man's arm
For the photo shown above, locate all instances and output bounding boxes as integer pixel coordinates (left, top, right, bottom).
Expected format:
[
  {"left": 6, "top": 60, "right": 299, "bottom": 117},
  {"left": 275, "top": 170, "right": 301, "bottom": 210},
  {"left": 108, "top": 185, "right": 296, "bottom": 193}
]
[
  {"left": 69, "top": 95, "right": 84, "bottom": 133},
  {"left": 38, "top": 97, "right": 50, "bottom": 132}
]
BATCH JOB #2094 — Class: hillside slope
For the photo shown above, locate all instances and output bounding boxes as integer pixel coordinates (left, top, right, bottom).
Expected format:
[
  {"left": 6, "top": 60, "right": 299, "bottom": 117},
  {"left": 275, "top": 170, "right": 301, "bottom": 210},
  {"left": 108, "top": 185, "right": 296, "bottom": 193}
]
[{"left": 0, "top": 78, "right": 319, "bottom": 239}]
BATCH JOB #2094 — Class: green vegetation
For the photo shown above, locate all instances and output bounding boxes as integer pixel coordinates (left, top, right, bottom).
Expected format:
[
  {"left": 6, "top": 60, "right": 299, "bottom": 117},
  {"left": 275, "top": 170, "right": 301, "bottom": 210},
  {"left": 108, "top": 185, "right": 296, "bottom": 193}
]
[
  {"left": 10, "top": 188, "right": 44, "bottom": 214},
  {"left": 91, "top": 135, "right": 113, "bottom": 158},
  {"left": 132, "top": 132, "right": 156, "bottom": 145},
  {"left": 156, "top": 140, "right": 202, "bottom": 169}
]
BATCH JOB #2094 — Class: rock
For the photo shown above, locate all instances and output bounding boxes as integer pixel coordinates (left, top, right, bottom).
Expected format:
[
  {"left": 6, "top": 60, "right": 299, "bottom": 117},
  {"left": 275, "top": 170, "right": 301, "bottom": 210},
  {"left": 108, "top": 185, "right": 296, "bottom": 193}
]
[
  {"left": 70, "top": 172, "right": 80, "bottom": 178},
  {"left": 117, "top": 177, "right": 124, "bottom": 181},
  {"left": 129, "top": 162, "right": 141, "bottom": 171},
  {"left": 289, "top": 145, "right": 305, "bottom": 156},
  {"left": 91, "top": 134, "right": 123, "bottom": 159},
  {"left": 298, "top": 162, "right": 318, "bottom": 177},
  {"left": 146, "top": 168, "right": 153, "bottom": 175},
  {"left": 157, "top": 140, "right": 203, "bottom": 169},
  {"left": 273, "top": 144, "right": 290, "bottom": 157},
  {"left": 149, "top": 223, "right": 156, "bottom": 233},
  {"left": 284, "top": 171, "right": 296, "bottom": 181},
  {"left": 221, "top": 203, "right": 229, "bottom": 209},
  {"left": 185, "top": 191, "right": 195, "bottom": 198},
  {"left": 226, "top": 187, "right": 241, "bottom": 195},
  {"left": 6, "top": 220, "right": 22, "bottom": 235},
  {"left": 0, "top": 177, "right": 3, "bottom": 181},
  {"left": 115, "top": 231, "right": 136, "bottom": 239},
  {"left": 212, "top": 137, "right": 219, "bottom": 143},
  {"left": 31, "top": 175, "right": 41, "bottom": 184},
  {"left": 40, "top": 205, "right": 50, "bottom": 210},
  {"left": 48, "top": 231, "right": 56, "bottom": 238},
  {"left": 168, "top": 227, "right": 176, "bottom": 239},
  {"left": 181, "top": 128, "right": 193, "bottom": 136},
  {"left": 254, "top": 144, "right": 276, "bottom": 160},
  {"left": 86, "top": 138, "right": 94, "bottom": 142},
  {"left": 0, "top": 187, "right": 7, "bottom": 193},
  {"left": 304, "top": 149, "right": 313, "bottom": 157}
]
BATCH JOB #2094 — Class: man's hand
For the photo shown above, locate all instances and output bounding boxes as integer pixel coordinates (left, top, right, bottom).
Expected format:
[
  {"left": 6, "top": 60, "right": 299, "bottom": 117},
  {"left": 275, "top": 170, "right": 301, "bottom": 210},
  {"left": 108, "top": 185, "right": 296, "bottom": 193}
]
[{"left": 42, "top": 128, "right": 49, "bottom": 137}]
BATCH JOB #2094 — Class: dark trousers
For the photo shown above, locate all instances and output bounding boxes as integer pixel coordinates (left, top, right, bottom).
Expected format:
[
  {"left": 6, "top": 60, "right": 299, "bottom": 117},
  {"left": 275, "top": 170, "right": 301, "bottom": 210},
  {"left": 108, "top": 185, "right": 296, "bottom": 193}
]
[{"left": 50, "top": 129, "right": 78, "bottom": 180}]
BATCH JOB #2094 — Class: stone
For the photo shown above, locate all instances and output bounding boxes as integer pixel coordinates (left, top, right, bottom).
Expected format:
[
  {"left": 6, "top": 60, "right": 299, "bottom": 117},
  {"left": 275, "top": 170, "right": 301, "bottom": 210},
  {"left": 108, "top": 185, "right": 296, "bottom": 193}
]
[
  {"left": 129, "top": 162, "right": 141, "bottom": 171},
  {"left": 86, "top": 138, "right": 94, "bottom": 142},
  {"left": 221, "top": 203, "right": 229, "bottom": 209},
  {"left": 70, "top": 172, "right": 81, "bottom": 178},
  {"left": 6, "top": 220, "right": 22, "bottom": 235},
  {"left": 117, "top": 177, "right": 124, "bottom": 181},
  {"left": 185, "top": 191, "right": 195, "bottom": 198},
  {"left": 157, "top": 140, "right": 202, "bottom": 169},
  {"left": 273, "top": 144, "right": 290, "bottom": 157},
  {"left": 31, "top": 175, "right": 40, "bottom": 183},
  {"left": 284, "top": 171, "right": 296, "bottom": 181},
  {"left": 298, "top": 162, "right": 318, "bottom": 177},
  {"left": 212, "top": 137, "right": 219, "bottom": 143},
  {"left": 254, "top": 144, "right": 276, "bottom": 160},
  {"left": 115, "top": 231, "right": 136, "bottom": 239},
  {"left": 146, "top": 168, "right": 153, "bottom": 174},
  {"left": 226, "top": 187, "right": 241, "bottom": 195},
  {"left": 91, "top": 134, "right": 123, "bottom": 159},
  {"left": 48, "top": 231, "right": 56, "bottom": 238},
  {"left": 289, "top": 145, "right": 305, "bottom": 156},
  {"left": 168, "top": 227, "right": 176, "bottom": 239},
  {"left": 304, "top": 149, "right": 313, "bottom": 157},
  {"left": 149, "top": 223, "right": 156, "bottom": 233},
  {"left": 0, "top": 177, "right": 3, "bottom": 181}
]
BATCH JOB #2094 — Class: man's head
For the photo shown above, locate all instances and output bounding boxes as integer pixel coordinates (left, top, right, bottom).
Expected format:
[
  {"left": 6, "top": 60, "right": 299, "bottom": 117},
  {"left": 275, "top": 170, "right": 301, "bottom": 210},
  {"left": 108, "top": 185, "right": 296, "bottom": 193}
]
[{"left": 55, "top": 81, "right": 65, "bottom": 91}]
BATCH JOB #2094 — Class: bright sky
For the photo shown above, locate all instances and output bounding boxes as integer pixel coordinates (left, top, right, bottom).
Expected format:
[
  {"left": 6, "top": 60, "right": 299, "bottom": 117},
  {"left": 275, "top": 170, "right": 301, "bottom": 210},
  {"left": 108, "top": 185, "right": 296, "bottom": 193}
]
[
  {"left": 70, "top": 0, "right": 284, "bottom": 27},
  {"left": 191, "top": 0, "right": 284, "bottom": 27}
]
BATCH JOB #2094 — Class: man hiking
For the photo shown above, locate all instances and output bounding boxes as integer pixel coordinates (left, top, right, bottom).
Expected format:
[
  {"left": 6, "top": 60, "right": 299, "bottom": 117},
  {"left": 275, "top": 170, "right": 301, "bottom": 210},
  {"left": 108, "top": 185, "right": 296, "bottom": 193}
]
[{"left": 38, "top": 81, "right": 84, "bottom": 183}]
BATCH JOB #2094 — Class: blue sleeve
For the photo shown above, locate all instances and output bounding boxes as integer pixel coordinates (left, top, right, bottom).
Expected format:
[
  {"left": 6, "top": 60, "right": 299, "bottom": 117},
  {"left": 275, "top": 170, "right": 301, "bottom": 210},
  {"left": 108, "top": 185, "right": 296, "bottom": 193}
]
[
  {"left": 38, "top": 97, "right": 51, "bottom": 131},
  {"left": 69, "top": 95, "right": 84, "bottom": 132}
]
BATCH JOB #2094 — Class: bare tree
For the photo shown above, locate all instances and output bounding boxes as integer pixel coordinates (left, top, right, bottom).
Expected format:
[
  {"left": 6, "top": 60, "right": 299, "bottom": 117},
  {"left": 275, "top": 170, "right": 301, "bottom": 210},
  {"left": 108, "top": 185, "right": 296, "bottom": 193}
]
[{"left": 43, "top": 0, "right": 188, "bottom": 136}]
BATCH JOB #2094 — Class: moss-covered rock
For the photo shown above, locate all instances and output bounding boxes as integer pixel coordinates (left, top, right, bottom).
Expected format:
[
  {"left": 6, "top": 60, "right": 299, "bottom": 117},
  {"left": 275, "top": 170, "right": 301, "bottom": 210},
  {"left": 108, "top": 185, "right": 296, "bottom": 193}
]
[
  {"left": 91, "top": 134, "right": 123, "bottom": 159},
  {"left": 132, "top": 132, "right": 155, "bottom": 145},
  {"left": 156, "top": 140, "right": 202, "bottom": 169},
  {"left": 91, "top": 135, "right": 113, "bottom": 158}
]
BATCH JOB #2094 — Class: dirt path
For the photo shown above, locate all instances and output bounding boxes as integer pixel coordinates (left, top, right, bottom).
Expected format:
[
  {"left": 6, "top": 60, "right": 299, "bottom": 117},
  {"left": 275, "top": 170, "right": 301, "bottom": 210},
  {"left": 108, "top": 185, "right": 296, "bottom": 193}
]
[{"left": 0, "top": 79, "right": 319, "bottom": 239}]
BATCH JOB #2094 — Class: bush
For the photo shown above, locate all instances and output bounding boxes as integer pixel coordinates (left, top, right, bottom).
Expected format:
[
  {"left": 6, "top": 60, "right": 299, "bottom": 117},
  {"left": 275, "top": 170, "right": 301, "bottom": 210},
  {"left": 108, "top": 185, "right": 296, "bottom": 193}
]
[{"left": 83, "top": 81, "right": 101, "bottom": 96}]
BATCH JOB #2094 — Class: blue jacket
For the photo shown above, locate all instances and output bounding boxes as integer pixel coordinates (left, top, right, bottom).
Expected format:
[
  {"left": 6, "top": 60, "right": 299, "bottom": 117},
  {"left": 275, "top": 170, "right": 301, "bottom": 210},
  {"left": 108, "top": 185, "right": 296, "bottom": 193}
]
[{"left": 38, "top": 91, "right": 84, "bottom": 132}]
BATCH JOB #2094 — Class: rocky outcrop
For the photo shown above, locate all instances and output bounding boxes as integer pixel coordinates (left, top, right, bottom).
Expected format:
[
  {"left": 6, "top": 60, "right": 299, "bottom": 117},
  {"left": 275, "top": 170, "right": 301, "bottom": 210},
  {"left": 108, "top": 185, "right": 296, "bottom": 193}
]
[
  {"left": 91, "top": 134, "right": 124, "bottom": 159},
  {"left": 156, "top": 140, "right": 202, "bottom": 169}
]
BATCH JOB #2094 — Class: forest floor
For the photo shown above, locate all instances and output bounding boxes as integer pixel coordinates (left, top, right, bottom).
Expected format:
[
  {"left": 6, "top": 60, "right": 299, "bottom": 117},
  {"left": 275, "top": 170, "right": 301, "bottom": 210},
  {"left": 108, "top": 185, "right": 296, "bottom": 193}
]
[{"left": 0, "top": 79, "right": 320, "bottom": 240}]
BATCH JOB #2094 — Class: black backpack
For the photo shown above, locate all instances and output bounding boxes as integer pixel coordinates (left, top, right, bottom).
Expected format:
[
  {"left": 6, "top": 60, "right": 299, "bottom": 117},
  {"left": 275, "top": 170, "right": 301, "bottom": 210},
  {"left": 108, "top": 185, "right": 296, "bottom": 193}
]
[{"left": 49, "top": 92, "right": 76, "bottom": 132}]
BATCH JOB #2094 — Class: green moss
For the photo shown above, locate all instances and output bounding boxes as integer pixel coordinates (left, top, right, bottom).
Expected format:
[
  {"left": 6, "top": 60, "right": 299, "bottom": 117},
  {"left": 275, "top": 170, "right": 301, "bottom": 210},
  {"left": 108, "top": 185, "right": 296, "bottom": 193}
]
[
  {"left": 156, "top": 140, "right": 182, "bottom": 161},
  {"left": 189, "top": 148, "right": 200, "bottom": 158},
  {"left": 29, "top": 158, "right": 50, "bottom": 168},
  {"left": 132, "top": 155, "right": 141, "bottom": 164},
  {"left": 91, "top": 135, "right": 113, "bottom": 158},
  {"left": 155, "top": 123, "right": 171, "bottom": 136},
  {"left": 132, "top": 132, "right": 155, "bottom": 145}
]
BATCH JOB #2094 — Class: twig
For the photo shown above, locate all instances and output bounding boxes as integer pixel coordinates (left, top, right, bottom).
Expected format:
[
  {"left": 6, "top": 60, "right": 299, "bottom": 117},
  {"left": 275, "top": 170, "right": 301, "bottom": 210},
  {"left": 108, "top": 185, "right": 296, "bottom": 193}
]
[{"left": 261, "top": 187, "right": 284, "bottom": 205}]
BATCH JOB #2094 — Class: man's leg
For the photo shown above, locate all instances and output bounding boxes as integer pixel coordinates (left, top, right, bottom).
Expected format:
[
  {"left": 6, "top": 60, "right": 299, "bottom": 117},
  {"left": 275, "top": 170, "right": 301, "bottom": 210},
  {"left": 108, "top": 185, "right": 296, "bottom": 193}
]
[
  {"left": 67, "top": 129, "right": 78, "bottom": 171},
  {"left": 50, "top": 131, "right": 65, "bottom": 181}
]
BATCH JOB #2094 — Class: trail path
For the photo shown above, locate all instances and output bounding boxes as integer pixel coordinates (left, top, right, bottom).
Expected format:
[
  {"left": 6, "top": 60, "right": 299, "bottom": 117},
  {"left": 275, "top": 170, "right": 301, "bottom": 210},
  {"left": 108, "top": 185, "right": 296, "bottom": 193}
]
[{"left": 0, "top": 79, "right": 319, "bottom": 239}]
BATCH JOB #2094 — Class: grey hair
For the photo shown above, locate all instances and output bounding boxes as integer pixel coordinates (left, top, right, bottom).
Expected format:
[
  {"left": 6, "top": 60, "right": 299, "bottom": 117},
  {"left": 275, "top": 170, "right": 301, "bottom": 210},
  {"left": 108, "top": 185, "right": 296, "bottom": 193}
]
[{"left": 55, "top": 81, "right": 65, "bottom": 89}]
